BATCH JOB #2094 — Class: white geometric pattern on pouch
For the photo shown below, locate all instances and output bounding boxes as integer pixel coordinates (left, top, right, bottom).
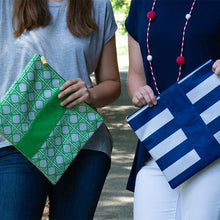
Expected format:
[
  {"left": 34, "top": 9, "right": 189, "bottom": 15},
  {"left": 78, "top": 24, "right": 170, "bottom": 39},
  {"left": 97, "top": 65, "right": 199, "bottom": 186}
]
[
  {"left": 88, "top": 113, "right": 95, "bottom": 120},
  {"left": 55, "top": 137, "right": 61, "bottom": 145},
  {"left": 13, "top": 115, "right": 20, "bottom": 123},
  {"left": 41, "top": 143, "right": 47, "bottom": 148},
  {"left": 56, "top": 156, "right": 63, "bottom": 164},
  {"left": 4, "top": 126, "right": 11, "bottom": 134},
  {"left": 28, "top": 72, "right": 35, "bottom": 80},
  {"left": 79, "top": 105, "right": 86, "bottom": 112},
  {"left": 63, "top": 145, "right": 70, "bottom": 152},
  {"left": 40, "top": 160, "right": 47, "bottom": 167},
  {"left": 48, "top": 149, "right": 54, "bottom": 156},
  {"left": 89, "top": 132, "right": 94, "bottom": 137},
  {"left": 71, "top": 134, "right": 79, "bottom": 142},
  {"left": 44, "top": 90, "right": 51, "bottom": 98},
  {"left": 21, "top": 104, "right": 28, "bottom": 112},
  {"left": 36, "top": 101, "right": 43, "bottom": 109},
  {"left": 44, "top": 71, "right": 51, "bottom": 79},
  {"left": 52, "top": 79, "right": 60, "bottom": 87},
  {"left": 11, "top": 95, "right": 19, "bottom": 103},
  {"left": 29, "top": 93, "right": 34, "bottom": 101},
  {"left": 80, "top": 123, "right": 87, "bottom": 131},
  {"left": 29, "top": 112, "right": 35, "bottom": 120},
  {"left": 49, "top": 131, "right": 54, "bottom": 137},
  {"left": 62, "top": 126, "right": 69, "bottom": 134},
  {"left": 13, "top": 134, "right": 20, "bottom": 142},
  {"left": 49, "top": 167, "right": 55, "bottom": 175},
  {"left": 19, "top": 84, "right": 27, "bottom": 92},
  {"left": 35, "top": 82, "right": 42, "bottom": 89},
  {"left": 3, "top": 106, "right": 10, "bottom": 114},
  {"left": 22, "top": 123, "right": 28, "bottom": 131},
  {"left": 70, "top": 115, "right": 77, "bottom": 123},
  {"left": 35, "top": 61, "right": 41, "bottom": 69}
]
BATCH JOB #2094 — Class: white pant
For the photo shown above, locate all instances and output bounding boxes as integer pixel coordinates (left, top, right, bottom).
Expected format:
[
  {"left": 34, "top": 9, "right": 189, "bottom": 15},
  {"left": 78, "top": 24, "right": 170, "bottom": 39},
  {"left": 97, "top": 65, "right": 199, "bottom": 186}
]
[{"left": 134, "top": 158, "right": 220, "bottom": 220}]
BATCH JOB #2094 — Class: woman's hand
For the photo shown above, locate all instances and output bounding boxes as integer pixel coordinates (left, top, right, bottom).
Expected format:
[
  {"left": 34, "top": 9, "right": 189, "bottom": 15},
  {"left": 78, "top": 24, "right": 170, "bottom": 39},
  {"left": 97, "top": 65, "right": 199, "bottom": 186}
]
[
  {"left": 58, "top": 78, "right": 91, "bottom": 108},
  {"left": 132, "top": 85, "right": 157, "bottom": 108},
  {"left": 212, "top": 59, "right": 220, "bottom": 76}
]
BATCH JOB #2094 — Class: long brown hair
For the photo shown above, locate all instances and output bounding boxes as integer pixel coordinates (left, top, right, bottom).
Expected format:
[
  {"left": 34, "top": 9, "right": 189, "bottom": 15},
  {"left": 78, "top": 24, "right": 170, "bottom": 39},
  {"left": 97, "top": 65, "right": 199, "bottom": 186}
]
[{"left": 13, "top": 0, "right": 98, "bottom": 38}]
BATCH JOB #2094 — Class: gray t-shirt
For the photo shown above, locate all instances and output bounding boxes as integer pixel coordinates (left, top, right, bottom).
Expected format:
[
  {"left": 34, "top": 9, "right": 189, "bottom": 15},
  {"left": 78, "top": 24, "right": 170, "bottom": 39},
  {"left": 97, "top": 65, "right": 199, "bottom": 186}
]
[{"left": 0, "top": 0, "right": 117, "bottom": 156}]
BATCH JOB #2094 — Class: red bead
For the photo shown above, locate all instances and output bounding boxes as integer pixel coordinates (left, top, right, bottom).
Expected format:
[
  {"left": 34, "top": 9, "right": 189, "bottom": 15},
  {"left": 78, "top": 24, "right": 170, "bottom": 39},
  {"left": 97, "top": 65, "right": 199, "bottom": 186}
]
[
  {"left": 176, "top": 56, "right": 185, "bottom": 65},
  {"left": 147, "top": 10, "right": 156, "bottom": 20}
]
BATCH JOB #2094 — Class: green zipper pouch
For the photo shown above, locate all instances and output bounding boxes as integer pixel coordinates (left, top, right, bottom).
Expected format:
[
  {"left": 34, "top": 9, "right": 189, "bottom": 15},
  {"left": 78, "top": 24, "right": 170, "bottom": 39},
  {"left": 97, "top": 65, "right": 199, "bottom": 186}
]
[{"left": 0, "top": 54, "right": 103, "bottom": 184}]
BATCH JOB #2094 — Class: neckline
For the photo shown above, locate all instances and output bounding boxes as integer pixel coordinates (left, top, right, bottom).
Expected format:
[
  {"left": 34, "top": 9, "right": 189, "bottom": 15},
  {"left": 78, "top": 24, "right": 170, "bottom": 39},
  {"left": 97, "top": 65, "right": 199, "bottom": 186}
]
[{"left": 48, "top": 0, "right": 67, "bottom": 7}]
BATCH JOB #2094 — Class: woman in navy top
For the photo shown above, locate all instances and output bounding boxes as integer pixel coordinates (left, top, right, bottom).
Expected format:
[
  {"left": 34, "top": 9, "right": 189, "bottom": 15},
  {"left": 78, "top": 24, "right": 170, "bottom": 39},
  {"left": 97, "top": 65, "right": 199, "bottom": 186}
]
[{"left": 125, "top": 0, "right": 220, "bottom": 219}]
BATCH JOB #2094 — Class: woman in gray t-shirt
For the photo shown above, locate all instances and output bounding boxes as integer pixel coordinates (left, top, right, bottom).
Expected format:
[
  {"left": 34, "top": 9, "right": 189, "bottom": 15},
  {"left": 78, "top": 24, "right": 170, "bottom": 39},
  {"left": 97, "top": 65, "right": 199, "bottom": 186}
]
[{"left": 0, "top": 0, "right": 120, "bottom": 219}]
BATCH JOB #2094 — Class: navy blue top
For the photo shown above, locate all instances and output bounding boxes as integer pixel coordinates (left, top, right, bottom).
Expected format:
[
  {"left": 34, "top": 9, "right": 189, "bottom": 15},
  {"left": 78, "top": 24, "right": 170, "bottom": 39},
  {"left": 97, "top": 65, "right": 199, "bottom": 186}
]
[{"left": 125, "top": 0, "right": 220, "bottom": 192}]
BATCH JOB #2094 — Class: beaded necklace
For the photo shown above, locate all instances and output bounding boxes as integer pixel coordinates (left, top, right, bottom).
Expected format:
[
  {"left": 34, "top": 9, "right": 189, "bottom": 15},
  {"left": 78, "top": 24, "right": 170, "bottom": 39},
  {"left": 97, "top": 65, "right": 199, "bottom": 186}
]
[{"left": 146, "top": 0, "right": 197, "bottom": 95}]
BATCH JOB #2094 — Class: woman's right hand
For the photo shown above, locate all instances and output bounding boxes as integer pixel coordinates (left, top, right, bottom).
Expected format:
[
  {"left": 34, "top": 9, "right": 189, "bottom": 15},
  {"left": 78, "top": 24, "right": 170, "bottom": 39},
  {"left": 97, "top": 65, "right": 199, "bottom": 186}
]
[{"left": 132, "top": 85, "right": 157, "bottom": 108}]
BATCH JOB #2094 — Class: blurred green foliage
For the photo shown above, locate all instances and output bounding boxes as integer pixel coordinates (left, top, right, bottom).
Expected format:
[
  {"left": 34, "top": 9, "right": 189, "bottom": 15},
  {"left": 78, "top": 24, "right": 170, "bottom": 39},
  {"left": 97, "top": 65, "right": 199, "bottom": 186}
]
[{"left": 110, "top": 0, "right": 131, "bottom": 35}]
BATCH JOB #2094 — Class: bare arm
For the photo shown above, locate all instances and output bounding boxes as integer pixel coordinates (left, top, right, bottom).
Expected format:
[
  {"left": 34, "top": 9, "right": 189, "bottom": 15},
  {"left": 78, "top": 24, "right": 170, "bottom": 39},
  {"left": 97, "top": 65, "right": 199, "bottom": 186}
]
[
  {"left": 58, "top": 35, "right": 121, "bottom": 108},
  {"left": 127, "top": 34, "right": 157, "bottom": 108}
]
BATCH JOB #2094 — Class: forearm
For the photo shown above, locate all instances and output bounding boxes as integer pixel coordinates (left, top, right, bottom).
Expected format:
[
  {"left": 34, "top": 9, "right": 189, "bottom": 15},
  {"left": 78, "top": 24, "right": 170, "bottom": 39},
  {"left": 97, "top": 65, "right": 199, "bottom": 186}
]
[
  {"left": 127, "top": 70, "right": 146, "bottom": 99},
  {"left": 88, "top": 79, "right": 121, "bottom": 108}
]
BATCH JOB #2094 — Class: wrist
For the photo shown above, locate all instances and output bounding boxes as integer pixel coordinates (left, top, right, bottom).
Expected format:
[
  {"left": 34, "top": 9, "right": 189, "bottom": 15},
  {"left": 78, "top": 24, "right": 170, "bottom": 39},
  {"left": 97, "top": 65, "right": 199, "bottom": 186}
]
[{"left": 86, "top": 88, "right": 96, "bottom": 106}]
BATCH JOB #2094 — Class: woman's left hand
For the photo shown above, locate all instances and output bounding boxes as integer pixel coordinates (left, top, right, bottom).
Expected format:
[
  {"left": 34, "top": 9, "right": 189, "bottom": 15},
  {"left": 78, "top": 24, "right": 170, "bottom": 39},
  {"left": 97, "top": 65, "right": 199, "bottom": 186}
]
[
  {"left": 58, "top": 78, "right": 91, "bottom": 108},
  {"left": 212, "top": 59, "right": 220, "bottom": 76}
]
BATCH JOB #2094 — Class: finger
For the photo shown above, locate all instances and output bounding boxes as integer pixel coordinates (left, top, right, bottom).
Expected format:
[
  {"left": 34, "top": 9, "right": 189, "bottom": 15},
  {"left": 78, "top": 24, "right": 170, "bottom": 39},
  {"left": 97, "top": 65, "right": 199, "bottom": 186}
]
[
  {"left": 60, "top": 89, "right": 87, "bottom": 106},
  {"left": 60, "top": 78, "right": 79, "bottom": 91},
  {"left": 132, "top": 96, "right": 144, "bottom": 108},
  {"left": 136, "top": 92, "right": 147, "bottom": 106},
  {"left": 140, "top": 88, "right": 155, "bottom": 107},
  {"left": 212, "top": 60, "right": 220, "bottom": 72},
  {"left": 58, "top": 85, "right": 79, "bottom": 99},
  {"left": 142, "top": 86, "right": 157, "bottom": 105},
  {"left": 142, "top": 93, "right": 154, "bottom": 107},
  {"left": 214, "top": 66, "right": 220, "bottom": 76},
  {"left": 66, "top": 96, "right": 88, "bottom": 108},
  {"left": 58, "top": 80, "right": 87, "bottom": 99},
  {"left": 146, "top": 88, "right": 157, "bottom": 105}
]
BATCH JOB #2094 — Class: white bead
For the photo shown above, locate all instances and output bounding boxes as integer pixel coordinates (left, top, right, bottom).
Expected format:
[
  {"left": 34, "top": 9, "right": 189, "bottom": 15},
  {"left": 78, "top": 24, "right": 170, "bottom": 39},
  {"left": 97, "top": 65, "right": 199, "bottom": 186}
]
[
  {"left": 147, "top": 55, "right": 153, "bottom": 61},
  {"left": 186, "top": 14, "right": 191, "bottom": 20}
]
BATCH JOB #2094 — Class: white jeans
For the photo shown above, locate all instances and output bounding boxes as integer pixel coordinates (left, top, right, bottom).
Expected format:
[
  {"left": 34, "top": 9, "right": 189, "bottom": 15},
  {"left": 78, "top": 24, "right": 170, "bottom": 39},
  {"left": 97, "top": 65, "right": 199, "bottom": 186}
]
[{"left": 134, "top": 158, "right": 220, "bottom": 220}]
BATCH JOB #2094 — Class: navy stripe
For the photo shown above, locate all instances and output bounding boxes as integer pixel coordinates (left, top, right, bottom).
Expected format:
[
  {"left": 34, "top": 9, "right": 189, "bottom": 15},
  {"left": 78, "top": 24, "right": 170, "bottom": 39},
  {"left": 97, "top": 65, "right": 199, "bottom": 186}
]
[
  {"left": 157, "top": 140, "right": 192, "bottom": 170},
  {"left": 128, "top": 102, "right": 167, "bottom": 131},
  {"left": 179, "top": 61, "right": 214, "bottom": 93},
  {"left": 169, "top": 149, "right": 220, "bottom": 189},
  {"left": 141, "top": 120, "right": 179, "bottom": 151},
  {"left": 192, "top": 87, "right": 220, "bottom": 114},
  {"left": 207, "top": 116, "right": 220, "bottom": 135},
  {"left": 169, "top": 161, "right": 202, "bottom": 189},
  {"left": 163, "top": 84, "right": 198, "bottom": 128}
]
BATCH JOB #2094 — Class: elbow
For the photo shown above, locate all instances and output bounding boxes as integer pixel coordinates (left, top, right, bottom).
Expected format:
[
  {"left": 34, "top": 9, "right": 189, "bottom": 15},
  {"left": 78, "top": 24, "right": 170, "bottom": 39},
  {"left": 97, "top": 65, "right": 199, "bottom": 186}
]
[{"left": 112, "top": 80, "right": 121, "bottom": 103}]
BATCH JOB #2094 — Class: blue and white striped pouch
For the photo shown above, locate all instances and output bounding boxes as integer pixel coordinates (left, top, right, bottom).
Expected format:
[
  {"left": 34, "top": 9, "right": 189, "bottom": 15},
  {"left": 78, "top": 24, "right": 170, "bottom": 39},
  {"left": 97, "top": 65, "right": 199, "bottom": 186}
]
[{"left": 127, "top": 60, "right": 220, "bottom": 189}]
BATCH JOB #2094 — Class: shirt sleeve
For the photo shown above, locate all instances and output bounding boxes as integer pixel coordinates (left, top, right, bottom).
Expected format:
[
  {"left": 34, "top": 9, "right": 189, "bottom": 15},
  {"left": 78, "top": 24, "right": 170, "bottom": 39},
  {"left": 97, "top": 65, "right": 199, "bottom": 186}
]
[
  {"left": 125, "top": 0, "right": 139, "bottom": 41},
  {"left": 103, "top": 0, "right": 117, "bottom": 45}
]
